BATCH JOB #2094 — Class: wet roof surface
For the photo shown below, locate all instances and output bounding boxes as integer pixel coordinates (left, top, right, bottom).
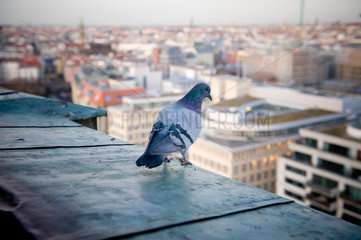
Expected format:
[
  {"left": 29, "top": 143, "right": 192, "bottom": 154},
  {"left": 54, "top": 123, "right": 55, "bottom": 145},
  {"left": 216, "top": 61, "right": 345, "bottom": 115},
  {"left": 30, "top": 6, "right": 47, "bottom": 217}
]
[{"left": 0, "top": 87, "right": 360, "bottom": 240}]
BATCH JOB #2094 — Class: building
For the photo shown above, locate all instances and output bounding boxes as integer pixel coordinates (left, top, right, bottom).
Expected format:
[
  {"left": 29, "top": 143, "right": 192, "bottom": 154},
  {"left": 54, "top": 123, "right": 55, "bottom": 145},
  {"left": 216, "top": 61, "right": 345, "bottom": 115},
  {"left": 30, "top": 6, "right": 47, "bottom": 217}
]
[
  {"left": 335, "top": 48, "right": 361, "bottom": 81},
  {"left": 107, "top": 94, "right": 183, "bottom": 147},
  {"left": 158, "top": 46, "right": 184, "bottom": 77},
  {"left": 209, "top": 75, "right": 251, "bottom": 103},
  {"left": 189, "top": 83, "right": 361, "bottom": 193},
  {"left": 189, "top": 135, "right": 291, "bottom": 193},
  {"left": 244, "top": 49, "right": 316, "bottom": 84},
  {"left": 169, "top": 64, "right": 211, "bottom": 80},
  {"left": 78, "top": 78, "right": 145, "bottom": 108},
  {"left": 70, "top": 58, "right": 147, "bottom": 108},
  {"left": 277, "top": 121, "right": 361, "bottom": 226},
  {"left": 162, "top": 77, "right": 199, "bottom": 94},
  {"left": 119, "top": 61, "right": 162, "bottom": 95},
  {"left": 189, "top": 94, "right": 347, "bottom": 193}
]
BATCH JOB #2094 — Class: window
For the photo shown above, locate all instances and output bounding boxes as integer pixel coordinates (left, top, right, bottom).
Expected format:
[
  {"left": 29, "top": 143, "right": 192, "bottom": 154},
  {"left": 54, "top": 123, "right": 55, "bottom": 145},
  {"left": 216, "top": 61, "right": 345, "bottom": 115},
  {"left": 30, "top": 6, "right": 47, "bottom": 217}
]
[
  {"left": 242, "top": 164, "right": 247, "bottom": 172},
  {"left": 285, "top": 177, "right": 305, "bottom": 188},
  {"left": 344, "top": 185, "right": 361, "bottom": 201},
  {"left": 294, "top": 152, "right": 312, "bottom": 165},
  {"left": 271, "top": 169, "right": 276, "bottom": 177},
  {"left": 233, "top": 166, "right": 239, "bottom": 174},
  {"left": 264, "top": 171, "right": 268, "bottom": 179},
  {"left": 351, "top": 168, "right": 361, "bottom": 180},
  {"left": 257, "top": 173, "right": 261, "bottom": 181},
  {"left": 264, "top": 183, "right": 268, "bottom": 190},
  {"left": 286, "top": 165, "right": 306, "bottom": 176},
  {"left": 284, "top": 190, "right": 303, "bottom": 201},
  {"left": 250, "top": 175, "right": 254, "bottom": 182},
  {"left": 318, "top": 158, "right": 344, "bottom": 175},
  {"left": 324, "top": 142, "right": 350, "bottom": 158},
  {"left": 117, "top": 94, "right": 123, "bottom": 99},
  {"left": 306, "top": 137, "right": 317, "bottom": 148},
  {"left": 312, "top": 174, "right": 338, "bottom": 189},
  {"left": 105, "top": 95, "right": 112, "bottom": 101}
]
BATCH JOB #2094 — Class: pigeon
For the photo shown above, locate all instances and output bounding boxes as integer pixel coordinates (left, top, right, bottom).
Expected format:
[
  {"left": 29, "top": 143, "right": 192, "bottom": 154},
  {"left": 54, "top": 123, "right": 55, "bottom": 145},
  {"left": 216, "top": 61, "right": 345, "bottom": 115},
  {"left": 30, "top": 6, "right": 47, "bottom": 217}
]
[{"left": 136, "top": 83, "right": 212, "bottom": 168}]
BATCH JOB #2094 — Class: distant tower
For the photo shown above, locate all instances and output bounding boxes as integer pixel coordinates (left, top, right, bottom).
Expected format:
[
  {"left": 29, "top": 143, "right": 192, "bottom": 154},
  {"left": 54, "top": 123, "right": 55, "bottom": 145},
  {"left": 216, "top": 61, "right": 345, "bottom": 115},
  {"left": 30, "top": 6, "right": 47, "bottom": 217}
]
[
  {"left": 190, "top": 17, "right": 194, "bottom": 28},
  {"left": 298, "top": 0, "right": 305, "bottom": 46},
  {"left": 79, "top": 17, "right": 85, "bottom": 44}
]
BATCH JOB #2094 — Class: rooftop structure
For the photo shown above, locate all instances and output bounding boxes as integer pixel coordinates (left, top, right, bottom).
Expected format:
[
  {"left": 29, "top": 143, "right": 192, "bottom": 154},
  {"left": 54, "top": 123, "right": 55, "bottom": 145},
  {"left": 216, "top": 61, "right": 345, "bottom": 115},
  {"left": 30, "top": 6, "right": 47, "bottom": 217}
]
[
  {"left": 1, "top": 87, "right": 360, "bottom": 239},
  {"left": 249, "top": 82, "right": 361, "bottom": 113}
]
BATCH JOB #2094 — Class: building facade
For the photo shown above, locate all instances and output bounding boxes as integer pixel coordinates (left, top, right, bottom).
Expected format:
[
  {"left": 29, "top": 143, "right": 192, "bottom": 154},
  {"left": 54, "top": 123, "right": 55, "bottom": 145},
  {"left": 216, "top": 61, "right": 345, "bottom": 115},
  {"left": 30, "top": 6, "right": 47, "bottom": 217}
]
[
  {"left": 277, "top": 123, "right": 361, "bottom": 226},
  {"left": 107, "top": 94, "right": 182, "bottom": 147}
]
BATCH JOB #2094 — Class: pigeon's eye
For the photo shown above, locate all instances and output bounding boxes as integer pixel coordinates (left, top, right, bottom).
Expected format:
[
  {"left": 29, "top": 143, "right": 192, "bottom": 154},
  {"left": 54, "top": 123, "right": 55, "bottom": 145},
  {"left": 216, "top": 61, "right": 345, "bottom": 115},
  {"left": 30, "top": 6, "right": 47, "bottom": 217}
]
[{"left": 205, "top": 87, "right": 209, "bottom": 92}]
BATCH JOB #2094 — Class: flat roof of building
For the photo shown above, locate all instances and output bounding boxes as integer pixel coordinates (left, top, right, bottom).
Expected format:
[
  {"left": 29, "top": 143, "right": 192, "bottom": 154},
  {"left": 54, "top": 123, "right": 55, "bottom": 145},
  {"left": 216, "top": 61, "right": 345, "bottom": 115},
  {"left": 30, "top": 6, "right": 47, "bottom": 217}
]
[
  {"left": 1, "top": 87, "right": 360, "bottom": 239},
  {"left": 212, "top": 96, "right": 336, "bottom": 124},
  {"left": 213, "top": 96, "right": 257, "bottom": 108},
  {"left": 266, "top": 109, "right": 335, "bottom": 124},
  {"left": 201, "top": 134, "right": 300, "bottom": 153},
  {"left": 322, "top": 125, "right": 361, "bottom": 143}
]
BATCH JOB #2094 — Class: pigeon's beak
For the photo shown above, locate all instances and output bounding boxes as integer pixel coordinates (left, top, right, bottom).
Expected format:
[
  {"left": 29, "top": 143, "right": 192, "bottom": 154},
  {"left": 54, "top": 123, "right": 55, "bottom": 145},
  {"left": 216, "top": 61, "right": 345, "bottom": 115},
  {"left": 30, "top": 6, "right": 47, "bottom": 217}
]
[{"left": 207, "top": 94, "right": 212, "bottom": 101}]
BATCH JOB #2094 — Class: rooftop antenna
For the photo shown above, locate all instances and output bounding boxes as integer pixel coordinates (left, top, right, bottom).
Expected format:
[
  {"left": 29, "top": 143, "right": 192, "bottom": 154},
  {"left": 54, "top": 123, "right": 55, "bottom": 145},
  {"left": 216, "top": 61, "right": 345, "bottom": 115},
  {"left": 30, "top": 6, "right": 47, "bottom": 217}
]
[{"left": 298, "top": 0, "right": 305, "bottom": 47}]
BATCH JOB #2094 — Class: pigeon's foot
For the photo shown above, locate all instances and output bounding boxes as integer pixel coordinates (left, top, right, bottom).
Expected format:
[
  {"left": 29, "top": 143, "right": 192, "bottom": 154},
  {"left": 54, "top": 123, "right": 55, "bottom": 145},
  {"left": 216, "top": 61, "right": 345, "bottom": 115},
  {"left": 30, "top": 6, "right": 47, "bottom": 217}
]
[
  {"left": 164, "top": 156, "right": 172, "bottom": 162},
  {"left": 179, "top": 158, "right": 192, "bottom": 166}
]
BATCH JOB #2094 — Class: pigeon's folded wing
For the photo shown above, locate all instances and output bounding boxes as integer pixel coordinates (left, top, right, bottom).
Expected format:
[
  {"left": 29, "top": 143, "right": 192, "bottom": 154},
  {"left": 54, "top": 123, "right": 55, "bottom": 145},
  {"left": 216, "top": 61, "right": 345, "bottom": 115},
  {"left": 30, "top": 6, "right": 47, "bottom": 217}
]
[{"left": 148, "top": 104, "right": 202, "bottom": 155}]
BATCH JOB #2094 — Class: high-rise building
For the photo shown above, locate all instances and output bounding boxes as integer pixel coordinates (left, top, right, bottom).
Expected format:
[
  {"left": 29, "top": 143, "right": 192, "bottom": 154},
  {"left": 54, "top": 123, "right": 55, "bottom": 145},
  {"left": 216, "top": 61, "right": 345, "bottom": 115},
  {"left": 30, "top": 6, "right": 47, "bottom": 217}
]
[{"left": 277, "top": 121, "right": 361, "bottom": 226}]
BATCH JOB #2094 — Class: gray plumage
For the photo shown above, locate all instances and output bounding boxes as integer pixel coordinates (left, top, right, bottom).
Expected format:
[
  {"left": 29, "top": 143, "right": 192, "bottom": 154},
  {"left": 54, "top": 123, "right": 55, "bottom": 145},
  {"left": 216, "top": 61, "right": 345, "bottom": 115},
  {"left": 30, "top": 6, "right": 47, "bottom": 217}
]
[{"left": 136, "top": 83, "right": 212, "bottom": 168}]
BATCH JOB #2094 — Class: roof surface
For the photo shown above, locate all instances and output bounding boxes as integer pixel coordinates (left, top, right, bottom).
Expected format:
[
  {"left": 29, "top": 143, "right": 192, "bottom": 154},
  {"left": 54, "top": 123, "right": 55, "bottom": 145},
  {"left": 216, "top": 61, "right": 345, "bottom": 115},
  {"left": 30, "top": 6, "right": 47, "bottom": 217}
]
[{"left": 0, "top": 88, "right": 360, "bottom": 240}]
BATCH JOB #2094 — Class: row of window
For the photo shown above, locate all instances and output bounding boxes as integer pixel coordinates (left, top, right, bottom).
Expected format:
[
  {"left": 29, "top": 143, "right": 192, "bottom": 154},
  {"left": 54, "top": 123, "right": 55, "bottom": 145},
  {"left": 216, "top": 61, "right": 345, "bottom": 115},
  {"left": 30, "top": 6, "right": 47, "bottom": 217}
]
[
  {"left": 240, "top": 177, "right": 275, "bottom": 190},
  {"left": 244, "top": 170, "right": 276, "bottom": 182},
  {"left": 304, "top": 136, "right": 361, "bottom": 161},
  {"left": 233, "top": 160, "right": 276, "bottom": 175},
  {"left": 284, "top": 189, "right": 304, "bottom": 201}
]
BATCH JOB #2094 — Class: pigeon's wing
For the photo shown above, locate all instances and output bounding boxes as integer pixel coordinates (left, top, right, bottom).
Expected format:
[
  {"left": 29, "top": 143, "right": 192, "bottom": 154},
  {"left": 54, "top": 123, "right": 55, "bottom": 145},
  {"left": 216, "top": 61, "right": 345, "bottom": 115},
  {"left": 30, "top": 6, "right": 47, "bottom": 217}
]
[{"left": 149, "top": 104, "right": 202, "bottom": 155}]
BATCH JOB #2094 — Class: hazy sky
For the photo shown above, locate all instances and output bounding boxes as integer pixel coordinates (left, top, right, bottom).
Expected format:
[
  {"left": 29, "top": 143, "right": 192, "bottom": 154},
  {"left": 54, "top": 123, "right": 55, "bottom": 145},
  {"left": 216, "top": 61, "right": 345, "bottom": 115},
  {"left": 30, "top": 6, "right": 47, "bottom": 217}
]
[{"left": 0, "top": 0, "right": 360, "bottom": 26}]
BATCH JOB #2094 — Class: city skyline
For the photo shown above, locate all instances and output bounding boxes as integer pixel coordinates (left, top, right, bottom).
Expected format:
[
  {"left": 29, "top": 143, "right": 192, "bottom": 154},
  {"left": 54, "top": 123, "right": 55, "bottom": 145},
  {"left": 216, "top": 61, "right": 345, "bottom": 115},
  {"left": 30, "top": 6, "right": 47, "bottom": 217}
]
[{"left": 0, "top": 0, "right": 360, "bottom": 26}]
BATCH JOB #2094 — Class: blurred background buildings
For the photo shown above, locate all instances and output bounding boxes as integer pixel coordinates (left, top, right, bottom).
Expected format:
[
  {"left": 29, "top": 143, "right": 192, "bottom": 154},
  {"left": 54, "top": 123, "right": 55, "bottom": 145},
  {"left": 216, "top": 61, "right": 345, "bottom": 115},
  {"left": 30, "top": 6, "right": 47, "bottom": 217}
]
[{"left": 1, "top": 0, "right": 361, "bottom": 226}]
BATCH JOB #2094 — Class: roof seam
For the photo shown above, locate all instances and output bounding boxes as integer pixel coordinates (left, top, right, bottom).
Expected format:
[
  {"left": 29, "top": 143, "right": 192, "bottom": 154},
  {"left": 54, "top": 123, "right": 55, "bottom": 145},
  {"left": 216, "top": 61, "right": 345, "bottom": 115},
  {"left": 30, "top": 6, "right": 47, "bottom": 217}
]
[
  {"left": 104, "top": 199, "right": 294, "bottom": 239},
  {"left": 0, "top": 143, "right": 135, "bottom": 151},
  {"left": 0, "top": 126, "right": 82, "bottom": 128}
]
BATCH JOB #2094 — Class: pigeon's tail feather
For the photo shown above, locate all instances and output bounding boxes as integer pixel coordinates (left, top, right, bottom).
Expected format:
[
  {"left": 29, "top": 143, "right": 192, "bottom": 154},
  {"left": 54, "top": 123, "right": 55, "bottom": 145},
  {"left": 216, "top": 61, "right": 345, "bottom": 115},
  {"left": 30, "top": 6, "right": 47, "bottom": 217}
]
[{"left": 136, "top": 154, "right": 164, "bottom": 168}]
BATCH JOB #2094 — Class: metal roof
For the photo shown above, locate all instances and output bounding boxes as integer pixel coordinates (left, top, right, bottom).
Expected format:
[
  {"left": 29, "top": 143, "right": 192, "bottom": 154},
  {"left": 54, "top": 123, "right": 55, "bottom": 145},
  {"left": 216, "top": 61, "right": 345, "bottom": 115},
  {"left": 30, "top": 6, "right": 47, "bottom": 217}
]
[{"left": 0, "top": 88, "right": 360, "bottom": 240}]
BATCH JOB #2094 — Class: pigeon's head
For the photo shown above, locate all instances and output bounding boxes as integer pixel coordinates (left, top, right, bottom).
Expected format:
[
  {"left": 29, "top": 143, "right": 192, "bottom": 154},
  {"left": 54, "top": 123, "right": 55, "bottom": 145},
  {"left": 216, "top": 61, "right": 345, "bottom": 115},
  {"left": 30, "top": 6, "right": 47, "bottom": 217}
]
[{"left": 189, "top": 83, "right": 212, "bottom": 101}]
